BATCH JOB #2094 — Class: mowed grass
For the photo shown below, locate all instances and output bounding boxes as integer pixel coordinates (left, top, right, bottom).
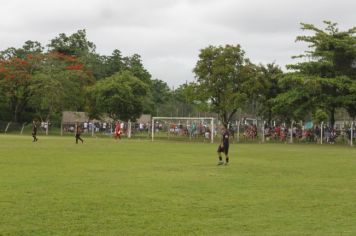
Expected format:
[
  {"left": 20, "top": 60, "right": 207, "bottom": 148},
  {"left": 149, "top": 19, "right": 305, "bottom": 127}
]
[{"left": 0, "top": 135, "right": 355, "bottom": 236}]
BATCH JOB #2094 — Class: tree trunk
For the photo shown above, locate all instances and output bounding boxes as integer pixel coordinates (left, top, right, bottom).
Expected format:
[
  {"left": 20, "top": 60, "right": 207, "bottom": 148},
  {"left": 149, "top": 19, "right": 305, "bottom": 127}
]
[
  {"left": 220, "top": 112, "right": 228, "bottom": 128},
  {"left": 329, "top": 107, "right": 335, "bottom": 128},
  {"left": 12, "top": 101, "right": 18, "bottom": 123},
  {"left": 13, "top": 111, "right": 18, "bottom": 123},
  {"left": 268, "top": 109, "right": 272, "bottom": 125},
  {"left": 220, "top": 109, "right": 238, "bottom": 129}
]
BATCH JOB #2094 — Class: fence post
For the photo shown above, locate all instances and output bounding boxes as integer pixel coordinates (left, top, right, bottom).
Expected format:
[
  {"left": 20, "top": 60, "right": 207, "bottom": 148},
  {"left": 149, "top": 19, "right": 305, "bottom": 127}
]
[
  {"left": 320, "top": 122, "right": 324, "bottom": 144},
  {"left": 5, "top": 122, "right": 11, "bottom": 133},
  {"left": 290, "top": 121, "right": 294, "bottom": 144},
  {"left": 20, "top": 123, "right": 25, "bottom": 135},
  {"left": 151, "top": 119, "right": 154, "bottom": 142},
  {"left": 92, "top": 123, "right": 94, "bottom": 137},
  {"left": 351, "top": 121, "right": 354, "bottom": 147},
  {"left": 237, "top": 120, "right": 240, "bottom": 143},
  {"left": 262, "top": 121, "right": 266, "bottom": 143},
  {"left": 128, "top": 120, "right": 132, "bottom": 138},
  {"left": 211, "top": 118, "right": 214, "bottom": 144}
]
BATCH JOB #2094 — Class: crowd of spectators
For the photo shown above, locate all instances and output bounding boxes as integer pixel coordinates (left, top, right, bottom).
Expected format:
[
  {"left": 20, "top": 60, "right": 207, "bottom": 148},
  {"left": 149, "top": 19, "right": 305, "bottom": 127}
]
[{"left": 239, "top": 123, "right": 355, "bottom": 144}]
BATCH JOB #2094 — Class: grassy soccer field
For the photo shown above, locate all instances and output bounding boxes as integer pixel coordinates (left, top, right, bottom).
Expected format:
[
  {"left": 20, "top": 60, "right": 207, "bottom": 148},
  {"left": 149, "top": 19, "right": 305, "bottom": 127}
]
[{"left": 0, "top": 135, "right": 355, "bottom": 235}]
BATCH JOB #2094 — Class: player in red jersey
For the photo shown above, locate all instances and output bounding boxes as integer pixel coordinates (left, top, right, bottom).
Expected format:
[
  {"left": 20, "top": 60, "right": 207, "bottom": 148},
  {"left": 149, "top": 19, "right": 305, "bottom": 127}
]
[{"left": 114, "top": 121, "right": 121, "bottom": 140}]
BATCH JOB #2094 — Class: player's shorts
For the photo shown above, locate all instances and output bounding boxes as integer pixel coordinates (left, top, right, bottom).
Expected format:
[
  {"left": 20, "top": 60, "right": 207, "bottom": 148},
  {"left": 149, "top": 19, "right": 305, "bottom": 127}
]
[{"left": 217, "top": 144, "right": 229, "bottom": 155}]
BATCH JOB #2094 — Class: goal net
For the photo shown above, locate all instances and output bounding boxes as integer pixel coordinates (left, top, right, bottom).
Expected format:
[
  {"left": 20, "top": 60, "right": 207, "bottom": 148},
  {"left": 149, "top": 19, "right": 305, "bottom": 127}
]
[{"left": 151, "top": 117, "right": 215, "bottom": 143}]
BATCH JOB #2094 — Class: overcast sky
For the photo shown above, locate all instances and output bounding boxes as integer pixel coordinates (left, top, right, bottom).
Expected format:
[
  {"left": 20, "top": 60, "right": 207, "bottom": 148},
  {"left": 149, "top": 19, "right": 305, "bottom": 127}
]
[{"left": 1, "top": 0, "right": 355, "bottom": 87}]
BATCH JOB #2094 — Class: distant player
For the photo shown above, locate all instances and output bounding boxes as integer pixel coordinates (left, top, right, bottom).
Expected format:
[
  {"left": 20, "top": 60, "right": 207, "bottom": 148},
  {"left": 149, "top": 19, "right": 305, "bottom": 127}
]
[
  {"left": 32, "top": 120, "right": 38, "bottom": 142},
  {"left": 114, "top": 121, "right": 121, "bottom": 140},
  {"left": 217, "top": 126, "right": 230, "bottom": 165},
  {"left": 75, "top": 123, "right": 84, "bottom": 144}
]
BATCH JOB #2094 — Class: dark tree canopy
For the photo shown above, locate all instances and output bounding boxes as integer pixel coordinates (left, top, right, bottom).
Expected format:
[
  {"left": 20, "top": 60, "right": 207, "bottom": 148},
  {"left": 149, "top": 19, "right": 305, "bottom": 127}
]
[
  {"left": 48, "top": 29, "right": 96, "bottom": 56},
  {"left": 90, "top": 71, "right": 149, "bottom": 122}
]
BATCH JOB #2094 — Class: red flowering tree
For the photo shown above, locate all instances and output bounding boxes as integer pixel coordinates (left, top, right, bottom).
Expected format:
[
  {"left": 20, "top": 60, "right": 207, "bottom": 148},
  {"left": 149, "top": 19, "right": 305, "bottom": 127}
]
[
  {"left": 0, "top": 53, "right": 41, "bottom": 122},
  {"left": 0, "top": 47, "right": 93, "bottom": 122},
  {"left": 29, "top": 52, "right": 93, "bottom": 122}
]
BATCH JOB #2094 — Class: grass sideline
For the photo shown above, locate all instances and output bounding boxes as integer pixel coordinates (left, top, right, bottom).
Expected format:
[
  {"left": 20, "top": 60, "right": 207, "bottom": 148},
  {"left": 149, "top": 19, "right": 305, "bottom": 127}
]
[{"left": 0, "top": 135, "right": 355, "bottom": 235}]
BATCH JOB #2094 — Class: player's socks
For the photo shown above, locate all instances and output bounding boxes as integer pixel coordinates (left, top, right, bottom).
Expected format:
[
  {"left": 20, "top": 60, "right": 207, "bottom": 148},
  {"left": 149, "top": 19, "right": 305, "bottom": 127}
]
[{"left": 217, "top": 156, "right": 223, "bottom": 165}]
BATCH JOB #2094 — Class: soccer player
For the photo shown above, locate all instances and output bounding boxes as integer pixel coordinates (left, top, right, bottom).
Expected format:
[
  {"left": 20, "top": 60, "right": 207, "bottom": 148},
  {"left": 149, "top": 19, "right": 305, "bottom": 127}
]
[
  {"left": 217, "top": 126, "right": 230, "bottom": 165},
  {"left": 114, "top": 121, "right": 121, "bottom": 140},
  {"left": 75, "top": 123, "right": 84, "bottom": 144},
  {"left": 32, "top": 120, "right": 38, "bottom": 142}
]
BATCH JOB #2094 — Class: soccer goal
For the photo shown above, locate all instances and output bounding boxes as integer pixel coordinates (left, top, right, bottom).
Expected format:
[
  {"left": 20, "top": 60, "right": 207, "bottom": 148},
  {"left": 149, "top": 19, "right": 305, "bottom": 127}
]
[{"left": 151, "top": 117, "right": 215, "bottom": 143}]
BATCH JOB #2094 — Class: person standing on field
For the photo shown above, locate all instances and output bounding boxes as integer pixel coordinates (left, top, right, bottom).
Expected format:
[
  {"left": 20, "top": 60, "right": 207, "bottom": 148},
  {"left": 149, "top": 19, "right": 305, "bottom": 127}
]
[
  {"left": 217, "top": 126, "right": 230, "bottom": 165},
  {"left": 32, "top": 120, "right": 38, "bottom": 142},
  {"left": 75, "top": 123, "right": 84, "bottom": 144},
  {"left": 114, "top": 121, "right": 121, "bottom": 140}
]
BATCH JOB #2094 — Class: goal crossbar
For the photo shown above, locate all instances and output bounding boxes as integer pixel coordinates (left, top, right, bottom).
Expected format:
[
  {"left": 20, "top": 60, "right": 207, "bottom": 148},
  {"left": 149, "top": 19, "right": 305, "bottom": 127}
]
[{"left": 151, "top": 117, "right": 215, "bottom": 143}]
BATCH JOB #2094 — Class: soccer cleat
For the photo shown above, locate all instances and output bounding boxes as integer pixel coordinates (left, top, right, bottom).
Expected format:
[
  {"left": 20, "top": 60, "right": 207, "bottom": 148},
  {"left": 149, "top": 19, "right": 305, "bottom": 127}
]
[{"left": 217, "top": 161, "right": 224, "bottom": 165}]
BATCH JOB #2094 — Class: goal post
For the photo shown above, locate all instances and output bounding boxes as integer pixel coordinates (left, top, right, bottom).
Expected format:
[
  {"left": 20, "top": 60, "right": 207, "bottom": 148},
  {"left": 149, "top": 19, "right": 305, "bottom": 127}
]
[{"left": 151, "top": 117, "right": 215, "bottom": 143}]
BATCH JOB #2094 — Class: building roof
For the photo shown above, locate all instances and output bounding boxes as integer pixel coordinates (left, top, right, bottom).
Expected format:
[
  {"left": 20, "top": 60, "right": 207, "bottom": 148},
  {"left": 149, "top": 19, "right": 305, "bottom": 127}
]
[
  {"left": 62, "top": 111, "right": 89, "bottom": 123},
  {"left": 137, "top": 114, "right": 151, "bottom": 123},
  {"left": 62, "top": 112, "right": 152, "bottom": 124}
]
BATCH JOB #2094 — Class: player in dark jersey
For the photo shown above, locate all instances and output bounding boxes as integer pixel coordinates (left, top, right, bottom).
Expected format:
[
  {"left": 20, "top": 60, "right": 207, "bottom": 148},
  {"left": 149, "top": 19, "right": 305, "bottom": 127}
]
[
  {"left": 75, "top": 123, "right": 84, "bottom": 144},
  {"left": 217, "top": 126, "right": 230, "bottom": 165},
  {"left": 32, "top": 120, "right": 38, "bottom": 142}
]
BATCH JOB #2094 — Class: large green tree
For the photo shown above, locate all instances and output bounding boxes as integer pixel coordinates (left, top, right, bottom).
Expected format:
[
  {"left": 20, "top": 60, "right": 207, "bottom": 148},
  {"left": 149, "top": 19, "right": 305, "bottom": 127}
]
[
  {"left": 246, "top": 63, "right": 284, "bottom": 124},
  {"left": 47, "top": 29, "right": 96, "bottom": 57},
  {"left": 103, "top": 49, "right": 125, "bottom": 78},
  {"left": 272, "top": 73, "right": 321, "bottom": 122},
  {"left": 89, "top": 71, "right": 149, "bottom": 121},
  {"left": 122, "top": 54, "right": 152, "bottom": 85},
  {"left": 150, "top": 79, "right": 171, "bottom": 116},
  {"left": 172, "top": 83, "right": 199, "bottom": 117},
  {"left": 29, "top": 52, "right": 93, "bottom": 122},
  {"left": 193, "top": 44, "right": 256, "bottom": 128},
  {"left": 277, "top": 21, "right": 356, "bottom": 127}
]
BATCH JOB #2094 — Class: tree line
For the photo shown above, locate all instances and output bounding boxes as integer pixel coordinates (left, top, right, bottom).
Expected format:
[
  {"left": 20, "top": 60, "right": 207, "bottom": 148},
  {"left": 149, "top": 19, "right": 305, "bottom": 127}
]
[
  {"left": 0, "top": 29, "right": 184, "bottom": 124},
  {"left": 193, "top": 21, "right": 356, "bottom": 128},
  {"left": 0, "top": 21, "right": 355, "bottom": 128}
]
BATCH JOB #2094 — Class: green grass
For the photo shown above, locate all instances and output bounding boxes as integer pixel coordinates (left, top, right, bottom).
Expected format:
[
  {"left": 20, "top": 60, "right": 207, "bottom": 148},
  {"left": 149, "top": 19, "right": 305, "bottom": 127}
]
[{"left": 0, "top": 135, "right": 355, "bottom": 236}]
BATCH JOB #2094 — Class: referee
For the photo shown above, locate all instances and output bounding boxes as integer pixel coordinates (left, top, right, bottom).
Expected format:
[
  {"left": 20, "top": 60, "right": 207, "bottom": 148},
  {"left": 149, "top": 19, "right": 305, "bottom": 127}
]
[
  {"left": 217, "top": 126, "right": 230, "bottom": 165},
  {"left": 32, "top": 120, "right": 38, "bottom": 142}
]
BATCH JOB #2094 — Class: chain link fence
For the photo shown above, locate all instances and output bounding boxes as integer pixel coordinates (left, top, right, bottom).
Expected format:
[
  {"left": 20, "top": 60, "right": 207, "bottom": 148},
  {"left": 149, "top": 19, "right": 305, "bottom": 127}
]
[{"left": 1, "top": 119, "right": 355, "bottom": 147}]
